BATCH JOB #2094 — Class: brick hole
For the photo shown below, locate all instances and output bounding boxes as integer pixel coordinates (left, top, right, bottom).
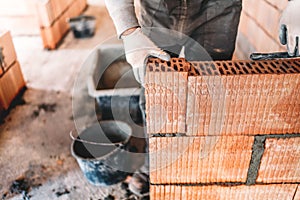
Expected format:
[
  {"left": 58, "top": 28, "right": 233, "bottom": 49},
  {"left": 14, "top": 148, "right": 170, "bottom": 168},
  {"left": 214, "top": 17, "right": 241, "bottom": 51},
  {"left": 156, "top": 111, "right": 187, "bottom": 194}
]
[
  {"left": 279, "top": 65, "right": 288, "bottom": 73},
  {"left": 223, "top": 62, "right": 229, "bottom": 70},
  {"left": 289, "top": 65, "right": 300, "bottom": 73},
  {"left": 237, "top": 70, "right": 244, "bottom": 74},
  {"left": 166, "top": 61, "right": 171, "bottom": 67},
  {"left": 161, "top": 65, "right": 166, "bottom": 71},
  {"left": 274, "top": 60, "right": 280, "bottom": 65},
  {"left": 219, "top": 67, "right": 225, "bottom": 75},
  {"left": 281, "top": 61, "right": 295, "bottom": 73},
  {"left": 236, "top": 62, "right": 247, "bottom": 75},
  {"left": 206, "top": 68, "right": 212, "bottom": 75},
  {"left": 294, "top": 60, "right": 300, "bottom": 66},
  {"left": 192, "top": 63, "right": 202, "bottom": 76},
  {"left": 247, "top": 62, "right": 254, "bottom": 69},
  {"left": 267, "top": 62, "right": 276, "bottom": 73},
  {"left": 211, "top": 63, "right": 216, "bottom": 71},
  {"left": 173, "top": 64, "right": 178, "bottom": 71},
  {"left": 287, "top": 68, "right": 296, "bottom": 73},
  {"left": 234, "top": 62, "right": 241, "bottom": 70},
  {"left": 155, "top": 69, "right": 160, "bottom": 72},
  {"left": 270, "top": 61, "right": 279, "bottom": 69},
  {"left": 254, "top": 65, "right": 262, "bottom": 74},
  {"left": 261, "top": 61, "right": 269, "bottom": 70},
  {"left": 291, "top": 60, "right": 300, "bottom": 73},
  {"left": 231, "top": 67, "right": 238, "bottom": 74},
  {"left": 191, "top": 67, "right": 200, "bottom": 76},
  {"left": 256, "top": 62, "right": 265, "bottom": 74},
  {"left": 199, "top": 63, "right": 205, "bottom": 72},
  {"left": 242, "top": 66, "right": 250, "bottom": 74},
  {"left": 290, "top": 63, "right": 300, "bottom": 73},
  {"left": 155, "top": 61, "right": 160, "bottom": 67}
]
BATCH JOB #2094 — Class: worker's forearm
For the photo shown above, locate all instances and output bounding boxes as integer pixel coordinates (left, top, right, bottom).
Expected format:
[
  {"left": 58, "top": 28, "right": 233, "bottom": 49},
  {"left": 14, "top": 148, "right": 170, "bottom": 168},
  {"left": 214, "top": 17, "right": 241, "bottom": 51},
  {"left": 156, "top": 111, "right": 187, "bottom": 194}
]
[{"left": 104, "top": 0, "right": 140, "bottom": 38}]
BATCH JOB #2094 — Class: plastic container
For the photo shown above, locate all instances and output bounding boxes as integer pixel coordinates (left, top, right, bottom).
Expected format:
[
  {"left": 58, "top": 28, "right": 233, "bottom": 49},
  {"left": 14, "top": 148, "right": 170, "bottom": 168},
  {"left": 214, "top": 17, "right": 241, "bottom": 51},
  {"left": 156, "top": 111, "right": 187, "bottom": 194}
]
[
  {"left": 68, "top": 15, "right": 96, "bottom": 38},
  {"left": 87, "top": 44, "right": 142, "bottom": 124},
  {"left": 71, "top": 121, "right": 145, "bottom": 186}
]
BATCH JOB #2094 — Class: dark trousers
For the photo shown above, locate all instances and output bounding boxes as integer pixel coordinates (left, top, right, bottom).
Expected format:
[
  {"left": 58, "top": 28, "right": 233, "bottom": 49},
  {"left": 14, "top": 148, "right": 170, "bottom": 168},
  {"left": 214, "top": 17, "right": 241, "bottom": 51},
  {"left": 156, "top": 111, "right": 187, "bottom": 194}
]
[{"left": 139, "top": 0, "right": 242, "bottom": 60}]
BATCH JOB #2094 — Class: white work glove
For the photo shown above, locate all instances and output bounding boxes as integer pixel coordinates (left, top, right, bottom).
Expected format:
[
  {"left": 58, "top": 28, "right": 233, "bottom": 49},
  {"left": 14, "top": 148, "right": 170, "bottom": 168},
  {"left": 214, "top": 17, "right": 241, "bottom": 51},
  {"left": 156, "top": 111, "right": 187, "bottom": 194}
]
[
  {"left": 279, "top": 0, "right": 300, "bottom": 56},
  {"left": 122, "top": 28, "right": 170, "bottom": 85}
]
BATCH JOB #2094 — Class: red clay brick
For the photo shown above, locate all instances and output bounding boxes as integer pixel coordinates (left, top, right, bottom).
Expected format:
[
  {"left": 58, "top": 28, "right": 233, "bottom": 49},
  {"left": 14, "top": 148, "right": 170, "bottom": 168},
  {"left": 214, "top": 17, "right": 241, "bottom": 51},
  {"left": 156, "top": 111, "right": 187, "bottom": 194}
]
[
  {"left": 146, "top": 58, "right": 300, "bottom": 136},
  {"left": 36, "top": 0, "right": 56, "bottom": 27},
  {"left": 0, "top": 31, "right": 17, "bottom": 72},
  {"left": 150, "top": 184, "right": 297, "bottom": 200},
  {"left": 40, "top": 0, "right": 87, "bottom": 49},
  {"left": 149, "top": 136, "right": 253, "bottom": 184},
  {"left": 257, "top": 137, "right": 300, "bottom": 183},
  {"left": 186, "top": 73, "right": 300, "bottom": 136},
  {"left": 294, "top": 185, "right": 300, "bottom": 200},
  {"left": 145, "top": 71, "right": 188, "bottom": 134},
  {"left": 0, "top": 61, "right": 25, "bottom": 110}
]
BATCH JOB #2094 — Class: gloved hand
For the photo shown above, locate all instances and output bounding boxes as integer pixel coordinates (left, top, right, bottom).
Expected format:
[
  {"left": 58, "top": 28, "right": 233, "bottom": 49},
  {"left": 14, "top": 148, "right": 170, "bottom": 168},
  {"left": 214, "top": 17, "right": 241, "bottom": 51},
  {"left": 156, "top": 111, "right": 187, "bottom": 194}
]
[
  {"left": 279, "top": 0, "right": 300, "bottom": 56},
  {"left": 122, "top": 27, "right": 170, "bottom": 85}
]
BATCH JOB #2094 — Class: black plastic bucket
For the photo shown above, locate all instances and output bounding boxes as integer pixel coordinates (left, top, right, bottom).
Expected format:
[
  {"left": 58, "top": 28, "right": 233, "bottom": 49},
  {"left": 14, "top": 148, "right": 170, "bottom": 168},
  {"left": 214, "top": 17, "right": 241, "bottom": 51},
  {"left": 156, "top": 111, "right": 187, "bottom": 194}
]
[
  {"left": 68, "top": 15, "right": 96, "bottom": 38},
  {"left": 71, "top": 121, "right": 144, "bottom": 186}
]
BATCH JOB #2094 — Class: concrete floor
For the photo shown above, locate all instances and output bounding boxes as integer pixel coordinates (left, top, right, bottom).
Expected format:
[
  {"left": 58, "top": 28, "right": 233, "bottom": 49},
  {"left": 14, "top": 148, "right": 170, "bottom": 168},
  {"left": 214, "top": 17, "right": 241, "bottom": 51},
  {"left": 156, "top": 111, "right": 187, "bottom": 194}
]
[{"left": 0, "top": 4, "right": 142, "bottom": 200}]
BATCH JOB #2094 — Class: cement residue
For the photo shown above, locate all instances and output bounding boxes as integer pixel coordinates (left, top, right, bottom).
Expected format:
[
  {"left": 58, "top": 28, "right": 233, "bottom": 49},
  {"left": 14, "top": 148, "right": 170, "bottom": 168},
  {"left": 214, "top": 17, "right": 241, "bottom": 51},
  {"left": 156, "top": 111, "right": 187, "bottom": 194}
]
[{"left": 246, "top": 136, "right": 266, "bottom": 185}]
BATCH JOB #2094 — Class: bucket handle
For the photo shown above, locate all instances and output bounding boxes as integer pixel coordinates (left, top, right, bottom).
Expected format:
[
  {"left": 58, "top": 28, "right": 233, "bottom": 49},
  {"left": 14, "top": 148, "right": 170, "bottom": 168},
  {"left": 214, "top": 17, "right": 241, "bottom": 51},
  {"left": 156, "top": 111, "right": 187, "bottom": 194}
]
[{"left": 70, "top": 130, "right": 125, "bottom": 147}]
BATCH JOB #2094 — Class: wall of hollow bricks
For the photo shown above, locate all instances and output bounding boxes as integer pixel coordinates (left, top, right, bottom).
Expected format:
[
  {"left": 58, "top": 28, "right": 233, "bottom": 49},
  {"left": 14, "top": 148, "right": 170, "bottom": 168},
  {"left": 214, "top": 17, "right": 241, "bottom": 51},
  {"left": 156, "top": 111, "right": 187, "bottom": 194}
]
[
  {"left": 233, "top": 0, "right": 288, "bottom": 60},
  {"left": 145, "top": 58, "right": 300, "bottom": 199}
]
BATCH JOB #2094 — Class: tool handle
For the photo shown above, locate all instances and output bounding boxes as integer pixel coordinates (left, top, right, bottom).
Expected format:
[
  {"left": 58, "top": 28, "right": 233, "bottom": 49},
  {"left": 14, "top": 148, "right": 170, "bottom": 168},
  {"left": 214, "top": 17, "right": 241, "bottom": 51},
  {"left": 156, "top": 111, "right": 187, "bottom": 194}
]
[
  {"left": 250, "top": 52, "right": 295, "bottom": 60},
  {"left": 69, "top": 130, "right": 124, "bottom": 147}
]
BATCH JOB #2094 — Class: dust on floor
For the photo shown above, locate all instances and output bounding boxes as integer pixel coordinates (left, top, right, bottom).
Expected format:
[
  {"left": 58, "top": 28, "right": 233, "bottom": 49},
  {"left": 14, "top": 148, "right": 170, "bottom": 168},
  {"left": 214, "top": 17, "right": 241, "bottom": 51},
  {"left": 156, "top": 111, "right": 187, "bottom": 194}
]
[{"left": 0, "top": 89, "right": 145, "bottom": 200}]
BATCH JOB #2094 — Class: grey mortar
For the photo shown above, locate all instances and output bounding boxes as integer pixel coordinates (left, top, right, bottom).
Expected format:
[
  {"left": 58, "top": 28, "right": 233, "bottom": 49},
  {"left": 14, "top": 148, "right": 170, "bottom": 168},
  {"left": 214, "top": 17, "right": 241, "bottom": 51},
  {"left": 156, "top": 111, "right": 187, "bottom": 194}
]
[{"left": 246, "top": 135, "right": 266, "bottom": 185}]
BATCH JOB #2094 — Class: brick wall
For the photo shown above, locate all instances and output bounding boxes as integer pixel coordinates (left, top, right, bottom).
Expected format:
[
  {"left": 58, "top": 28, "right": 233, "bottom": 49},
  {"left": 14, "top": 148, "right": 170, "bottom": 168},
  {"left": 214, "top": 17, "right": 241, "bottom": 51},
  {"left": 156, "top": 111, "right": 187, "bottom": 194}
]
[
  {"left": 234, "top": 0, "right": 288, "bottom": 60},
  {"left": 146, "top": 58, "right": 300, "bottom": 199}
]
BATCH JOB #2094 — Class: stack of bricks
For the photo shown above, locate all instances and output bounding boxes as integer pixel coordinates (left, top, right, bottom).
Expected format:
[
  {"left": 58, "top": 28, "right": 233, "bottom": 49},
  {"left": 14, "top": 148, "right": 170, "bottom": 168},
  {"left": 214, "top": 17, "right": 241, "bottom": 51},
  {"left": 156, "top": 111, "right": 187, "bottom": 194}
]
[
  {"left": 145, "top": 58, "right": 300, "bottom": 199},
  {"left": 234, "top": 0, "right": 288, "bottom": 60},
  {"left": 36, "top": 0, "right": 87, "bottom": 49},
  {"left": 0, "top": 31, "right": 26, "bottom": 113}
]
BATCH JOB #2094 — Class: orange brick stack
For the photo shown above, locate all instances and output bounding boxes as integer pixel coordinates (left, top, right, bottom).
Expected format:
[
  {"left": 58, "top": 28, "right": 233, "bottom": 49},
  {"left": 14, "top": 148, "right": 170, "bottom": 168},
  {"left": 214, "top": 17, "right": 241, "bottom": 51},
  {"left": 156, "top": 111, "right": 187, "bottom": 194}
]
[
  {"left": 145, "top": 58, "right": 300, "bottom": 199},
  {"left": 0, "top": 31, "right": 25, "bottom": 113},
  {"left": 36, "top": 0, "right": 87, "bottom": 49}
]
